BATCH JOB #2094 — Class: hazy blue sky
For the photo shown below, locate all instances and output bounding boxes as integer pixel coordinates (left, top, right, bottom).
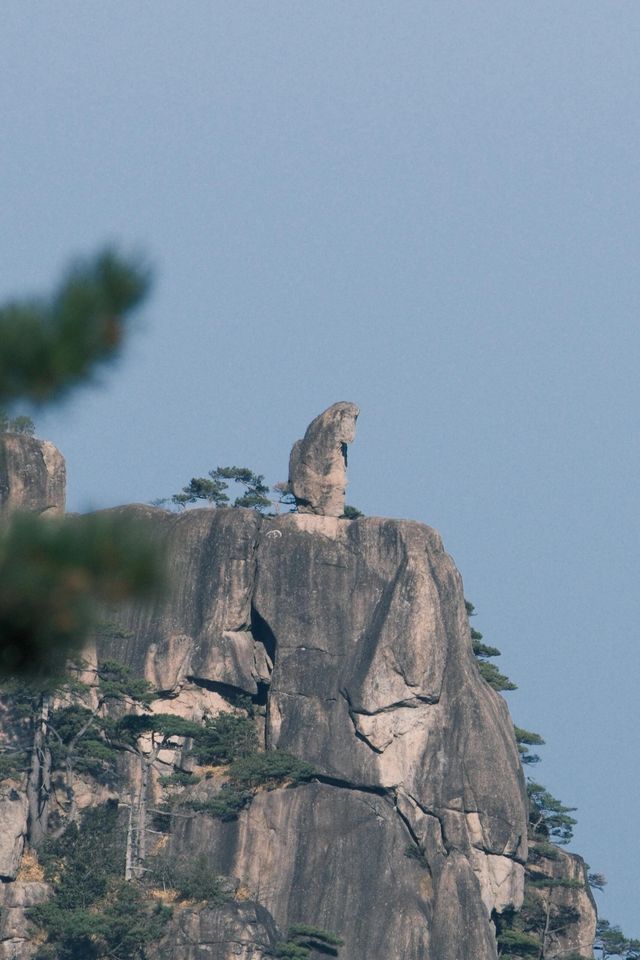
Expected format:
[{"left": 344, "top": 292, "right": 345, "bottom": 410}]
[{"left": 2, "top": 1, "right": 638, "bottom": 934}]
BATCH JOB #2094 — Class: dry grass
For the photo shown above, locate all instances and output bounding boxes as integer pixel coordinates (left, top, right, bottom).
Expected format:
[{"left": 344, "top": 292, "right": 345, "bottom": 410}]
[
  {"left": 16, "top": 848, "right": 45, "bottom": 882},
  {"left": 148, "top": 887, "right": 180, "bottom": 904},
  {"left": 195, "top": 763, "right": 229, "bottom": 777},
  {"left": 234, "top": 884, "right": 252, "bottom": 901}
]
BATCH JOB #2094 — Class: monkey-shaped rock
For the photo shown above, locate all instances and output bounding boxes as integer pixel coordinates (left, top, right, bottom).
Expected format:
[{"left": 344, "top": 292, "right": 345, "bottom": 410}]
[{"left": 288, "top": 401, "right": 359, "bottom": 516}]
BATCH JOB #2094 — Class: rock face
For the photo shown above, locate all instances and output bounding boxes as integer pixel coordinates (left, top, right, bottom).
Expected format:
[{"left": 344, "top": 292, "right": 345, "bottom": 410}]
[
  {"left": 0, "top": 424, "right": 597, "bottom": 959},
  {"left": 0, "top": 434, "right": 66, "bottom": 514},
  {"left": 92, "top": 505, "right": 527, "bottom": 960},
  {"left": 288, "top": 401, "right": 359, "bottom": 516},
  {"left": 151, "top": 901, "right": 279, "bottom": 960},
  {"left": 526, "top": 847, "right": 597, "bottom": 959},
  {"left": 0, "top": 789, "right": 28, "bottom": 881},
  {"left": 0, "top": 882, "right": 50, "bottom": 959}
]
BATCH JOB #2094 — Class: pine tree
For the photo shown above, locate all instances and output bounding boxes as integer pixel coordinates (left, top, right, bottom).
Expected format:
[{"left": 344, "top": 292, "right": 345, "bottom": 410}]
[
  {"left": 0, "top": 249, "right": 162, "bottom": 678},
  {"left": 168, "top": 465, "right": 271, "bottom": 512}
]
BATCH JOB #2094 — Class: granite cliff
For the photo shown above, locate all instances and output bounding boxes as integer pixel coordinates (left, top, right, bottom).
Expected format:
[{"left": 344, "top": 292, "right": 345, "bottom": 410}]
[
  {"left": 0, "top": 433, "right": 65, "bottom": 516},
  {"left": 0, "top": 407, "right": 596, "bottom": 960}
]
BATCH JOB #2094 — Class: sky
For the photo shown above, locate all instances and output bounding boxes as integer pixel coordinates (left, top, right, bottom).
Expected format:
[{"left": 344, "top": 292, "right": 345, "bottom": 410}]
[{"left": 2, "top": 1, "right": 639, "bottom": 935}]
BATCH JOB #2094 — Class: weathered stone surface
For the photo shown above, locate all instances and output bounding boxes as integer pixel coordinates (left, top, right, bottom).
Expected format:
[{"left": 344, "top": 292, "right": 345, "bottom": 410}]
[
  {"left": 528, "top": 847, "right": 597, "bottom": 959},
  {"left": 0, "top": 881, "right": 50, "bottom": 959},
  {"left": 95, "top": 506, "right": 264, "bottom": 695},
  {"left": 288, "top": 402, "right": 359, "bottom": 516},
  {"left": 430, "top": 853, "right": 502, "bottom": 960},
  {"left": 254, "top": 513, "right": 527, "bottom": 865},
  {"left": 470, "top": 850, "right": 525, "bottom": 915},
  {"left": 0, "top": 435, "right": 66, "bottom": 515},
  {"left": 91, "top": 507, "right": 524, "bottom": 959},
  {"left": 150, "top": 900, "right": 278, "bottom": 960},
  {"left": 89, "top": 505, "right": 528, "bottom": 959},
  {"left": 0, "top": 790, "right": 28, "bottom": 880},
  {"left": 171, "top": 784, "right": 432, "bottom": 960}
]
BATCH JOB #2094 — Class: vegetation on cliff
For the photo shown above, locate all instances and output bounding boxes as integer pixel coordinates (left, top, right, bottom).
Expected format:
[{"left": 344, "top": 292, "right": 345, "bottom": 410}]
[
  {"left": 30, "top": 803, "right": 171, "bottom": 960},
  {"left": 467, "top": 602, "right": 639, "bottom": 958},
  {"left": 0, "top": 412, "right": 35, "bottom": 435},
  {"left": 273, "top": 925, "right": 344, "bottom": 959},
  {"left": 594, "top": 920, "right": 640, "bottom": 959},
  {"left": 159, "top": 465, "right": 363, "bottom": 519},
  {"left": 0, "top": 654, "right": 314, "bottom": 867},
  {"left": 0, "top": 650, "right": 325, "bottom": 958}
]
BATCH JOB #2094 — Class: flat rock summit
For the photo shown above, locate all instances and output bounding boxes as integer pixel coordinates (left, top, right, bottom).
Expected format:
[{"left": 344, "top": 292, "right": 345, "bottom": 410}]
[{"left": 0, "top": 404, "right": 596, "bottom": 960}]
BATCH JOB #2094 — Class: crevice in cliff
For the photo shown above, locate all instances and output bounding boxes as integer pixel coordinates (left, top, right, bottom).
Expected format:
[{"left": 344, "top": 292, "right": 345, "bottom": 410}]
[
  {"left": 459, "top": 769, "right": 527, "bottom": 864},
  {"left": 312, "top": 773, "right": 389, "bottom": 798},
  {"left": 404, "top": 790, "right": 451, "bottom": 856},
  {"left": 254, "top": 681, "right": 269, "bottom": 708},
  {"left": 394, "top": 797, "right": 437, "bottom": 873},
  {"left": 339, "top": 688, "right": 383, "bottom": 754},
  {"left": 306, "top": 776, "right": 443, "bottom": 875},
  {"left": 186, "top": 676, "right": 254, "bottom": 703},
  {"left": 250, "top": 605, "right": 276, "bottom": 670},
  {"left": 184, "top": 674, "right": 272, "bottom": 720},
  {"left": 249, "top": 604, "right": 278, "bottom": 748},
  {"left": 339, "top": 687, "right": 438, "bottom": 756},
  {"left": 294, "top": 644, "right": 334, "bottom": 655},
  {"left": 277, "top": 691, "right": 337, "bottom": 702},
  {"left": 349, "top": 694, "right": 439, "bottom": 716}
]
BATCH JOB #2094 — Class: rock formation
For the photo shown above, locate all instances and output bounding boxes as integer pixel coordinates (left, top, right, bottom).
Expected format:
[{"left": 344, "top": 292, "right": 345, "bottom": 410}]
[
  {"left": 152, "top": 900, "right": 279, "bottom": 960},
  {"left": 288, "top": 401, "right": 359, "bottom": 515},
  {"left": 96, "top": 506, "right": 527, "bottom": 960},
  {"left": 0, "top": 415, "right": 599, "bottom": 960},
  {"left": 522, "top": 845, "right": 597, "bottom": 959},
  {"left": 0, "top": 881, "right": 50, "bottom": 960},
  {"left": 0, "top": 433, "right": 66, "bottom": 515}
]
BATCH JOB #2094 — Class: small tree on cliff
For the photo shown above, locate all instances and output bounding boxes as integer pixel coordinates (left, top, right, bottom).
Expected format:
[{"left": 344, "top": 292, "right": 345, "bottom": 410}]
[
  {"left": 167, "top": 465, "right": 271, "bottom": 512},
  {"left": 274, "top": 925, "right": 344, "bottom": 959},
  {"left": 465, "top": 600, "right": 517, "bottom": 692},
  {"left": 514, "top": 726, "right": 546, "bottom": 766},
  {"left": 4, "top": 654, "right": 203, "bottom": 873},
  {"left": 163, "top": 469, "right": 313, "bottom": 514},
  {"left": 0, "top": 659, "right": 157, "bottom": 846},
  {"left": 526, "top": 781, "right": 577, "bottom": 845},
  {"left": 0, "top": 411, "right": 35, "bottom": 435},
  {"left": 31, "top": 803, "right": 171, "bottom": 959},
  {"left": 595, "top": 920, "right": 640, "bottom": 959},
  {"left": 107, "top": 707, "right": 201, "bottom": 880}
]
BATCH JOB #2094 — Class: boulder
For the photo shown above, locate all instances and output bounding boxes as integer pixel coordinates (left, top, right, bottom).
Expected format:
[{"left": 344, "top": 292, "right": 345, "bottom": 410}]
[
  {"left": 150, "top": 900, "right": 279, "bottom": 960},
  {"left": 0, "top": 881, "right": 50, "bottom": 959},
  {"left": 0, "top": 790, "right": 28, "bottom": 880},
  {"left": 288, "top": 402, "right": 359, "bottom": 516},
  {"left": 0, "top": 435, "right": 65, "bottom": 515}
]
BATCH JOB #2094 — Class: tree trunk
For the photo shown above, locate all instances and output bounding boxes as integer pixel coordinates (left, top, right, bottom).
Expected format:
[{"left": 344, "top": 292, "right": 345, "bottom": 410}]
[
  {"left": 538, "top": 896, "right": 551, "bottom": 960},
  {"left": 121, "top": 749, "right": 154, "bottom": 881},
  {"left": 124, "top": 800, "right": 134, "bottom": 882},
  {"left": 27, "top": 694, "right": 52, "bottom": 847},
  {"left": 134, "top": 756, "right": 150, "bottom": 879},
  {"left": 53, "top": 710, "right": 97, "bottom": 832}
]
